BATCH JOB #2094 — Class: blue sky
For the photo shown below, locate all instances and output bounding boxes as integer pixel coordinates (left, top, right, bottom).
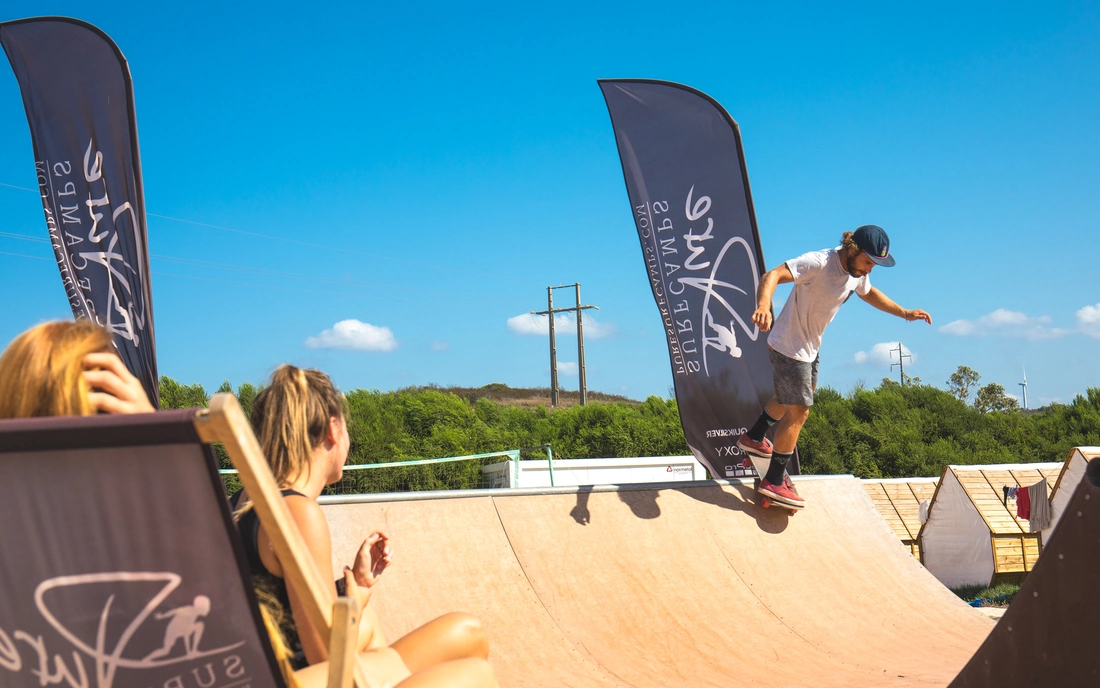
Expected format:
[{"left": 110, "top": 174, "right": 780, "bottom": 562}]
[{"left": 1, "top": 1, "right": 1098, "bottom": 406}]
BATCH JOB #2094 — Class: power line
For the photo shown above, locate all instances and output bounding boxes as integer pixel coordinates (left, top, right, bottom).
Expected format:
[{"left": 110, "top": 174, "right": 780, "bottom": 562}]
[
  {"left": 0, "top": 249, "right": 50, "bottom": 261},
  {"left": 1, "top": 180, "right": 534, "bottom": 284},
  {"left": 0, "top": 228, "right": 521, "bottom": 306},
  {"left": 890, "top": 342, "right": 912, "bottom": 385},
  {"left": 147, "top": 212, "right": 531, "bottom": 283}
]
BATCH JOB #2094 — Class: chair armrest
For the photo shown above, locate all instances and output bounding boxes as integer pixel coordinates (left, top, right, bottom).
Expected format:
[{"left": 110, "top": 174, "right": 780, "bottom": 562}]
[{"left": 327, "top": 596, "right": 362, "bottom": 688}]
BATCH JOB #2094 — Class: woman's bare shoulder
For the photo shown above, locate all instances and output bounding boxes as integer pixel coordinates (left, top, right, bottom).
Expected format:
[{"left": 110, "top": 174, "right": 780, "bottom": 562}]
[{"left": 283, "top": 493, "right": 331, "bottom": 538}]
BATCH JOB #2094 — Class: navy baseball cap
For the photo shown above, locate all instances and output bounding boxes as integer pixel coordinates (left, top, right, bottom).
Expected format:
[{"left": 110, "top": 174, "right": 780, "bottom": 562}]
[{"left": 853, "top": 224, "right": 895, "bottom": 267}]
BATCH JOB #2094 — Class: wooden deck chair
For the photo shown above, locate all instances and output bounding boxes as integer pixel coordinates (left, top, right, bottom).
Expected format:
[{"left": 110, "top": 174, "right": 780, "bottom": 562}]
[{"left": 0, "top": 393, "right": 372, "bottom": 688}]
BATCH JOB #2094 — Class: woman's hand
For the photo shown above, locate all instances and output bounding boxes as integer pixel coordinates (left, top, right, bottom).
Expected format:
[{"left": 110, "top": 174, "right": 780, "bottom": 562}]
[
  {"left": 82, "top": 352, "right": 155, "bottom": 414},
  {"left": 351, "top": 530, "right": 392, "bottom": 588},
  {"left": 342, "top": 566, "right": 372, "bottom": 609}
]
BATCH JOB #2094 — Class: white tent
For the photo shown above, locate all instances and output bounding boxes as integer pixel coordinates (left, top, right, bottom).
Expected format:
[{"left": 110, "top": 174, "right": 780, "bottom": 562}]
[
  {"left": 917, "top": 462, "right": 1060, "bottom": 588},
  {"left": 862, "top": 477, "right": 937, "bottom": 558},
  {"left": 1040, "top": 447, "right": 1100, "bottom": 545}
]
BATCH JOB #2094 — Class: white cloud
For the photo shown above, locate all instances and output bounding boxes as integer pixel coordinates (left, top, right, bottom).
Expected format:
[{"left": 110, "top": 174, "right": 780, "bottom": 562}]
[
  {"left": 304, "top": 319, "right": 397, "bottom": 351},
  {"left": 507, "top": 313, "right": 615, "bottom": 338},
  {"left": 430, "top": 340, "right": 450, "bottom": 351},
  {"left": 938, "top": 320, "right": 977, "bottom": 336},
  {"left": 854, "top": 342, "right": 915, "bottom": 366},
  {"left": 938, "top": 308, "right": 1071, "bottom": 341},
  {"left": 557, "top": 361, "right": 578, "bottom": 376},
  {"left": 1076, "top": 303, "right": 1100, "bottom": 339}
]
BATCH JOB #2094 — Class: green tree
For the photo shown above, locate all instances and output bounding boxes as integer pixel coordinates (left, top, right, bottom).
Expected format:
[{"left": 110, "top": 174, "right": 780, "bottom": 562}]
[
  {"left": 975, "top": 383, "right": 1019, "bottom": 413},
  {"left": 153, "top": 374, "right": 1100, "bottom": 491},
  {"left": 236, "top": 382, "right": 262, "bottom": 418},
  {"left": 947, "top": 366, "right": 980, "bottom": 403},
  {"left": 158, "top": 376, "right": 209, "bottom": 409}
]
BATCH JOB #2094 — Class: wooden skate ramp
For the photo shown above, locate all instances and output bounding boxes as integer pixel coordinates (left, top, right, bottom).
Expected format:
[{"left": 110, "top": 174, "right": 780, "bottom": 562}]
[{"left": 323, "top": 476, "right": 999, "bottom": 686}]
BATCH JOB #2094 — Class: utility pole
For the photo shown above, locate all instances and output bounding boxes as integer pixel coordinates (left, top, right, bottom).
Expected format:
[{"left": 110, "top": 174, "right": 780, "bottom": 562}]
[
  {"left": 546, "top": 288, "right": 558, "bottom": 406},
  {"left": 532, "top": 283, "right": 599, "bottom": 406},
  {"left": 575, "top": 283, "right": 588, "bottom": 405},
  {"left": 890, "top": 343, "right": 911, "bottom": 385},
  {"left": 1019, "top": 366, "right": 1028, "bottom": 410}
]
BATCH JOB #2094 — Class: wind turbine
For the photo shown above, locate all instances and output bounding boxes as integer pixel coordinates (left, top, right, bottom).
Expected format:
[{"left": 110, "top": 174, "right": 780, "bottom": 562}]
[{"left": 1019, "top": 366, "right": 1028, "bottom": 410}]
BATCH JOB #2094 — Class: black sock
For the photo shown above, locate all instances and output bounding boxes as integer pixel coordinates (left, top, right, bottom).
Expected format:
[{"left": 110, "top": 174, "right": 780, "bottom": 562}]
[
  {"left": 765, "top": 451, "right": 793, "bottom": 485},
  {"left": 747, "top": 410, "right": 778, "bottom": 442}
]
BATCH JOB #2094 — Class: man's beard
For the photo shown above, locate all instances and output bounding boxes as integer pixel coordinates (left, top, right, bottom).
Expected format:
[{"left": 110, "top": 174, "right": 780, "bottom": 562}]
[{"left": 843, "top": 249, "right": 866, "bottom": 277}]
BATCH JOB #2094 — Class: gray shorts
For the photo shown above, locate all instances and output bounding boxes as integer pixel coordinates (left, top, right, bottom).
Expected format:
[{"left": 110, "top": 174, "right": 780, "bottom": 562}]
[{"left": 770, "top": 348, "right": 819, "bottom": 407}]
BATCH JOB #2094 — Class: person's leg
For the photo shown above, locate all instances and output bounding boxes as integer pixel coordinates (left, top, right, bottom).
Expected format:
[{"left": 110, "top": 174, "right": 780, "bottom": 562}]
[
  {"left": 394, "top": 658, "right": 498, "bottom": 688},
  {"left": 357, "top": 605, "right": 389, "bottom": 651},
  {"left": 291, "top": 648, "right": 411, "bottom": 687},
  {"left": 764, "top": 397, "right": 787, "bottom": 422},
  {"left": 757, "top": 350, "right": 812, "bottom": 503},
  {"left": 764, "top": 404, "right": 808, "bottom": 486},
  {"left": 772, "top": 404, "right": 809, "bottom": 455},
  {"left": 295, "top": 648, "right": 452, "bottom": 688},
  {"left": 740, "top": 393, "right": 789, "bottom": 459},
  {"left": 390, "top": 613, "right": 489, "bottom": 673},
  {"left": 745, "top": 397, "right": 785, "bottom": 442}
]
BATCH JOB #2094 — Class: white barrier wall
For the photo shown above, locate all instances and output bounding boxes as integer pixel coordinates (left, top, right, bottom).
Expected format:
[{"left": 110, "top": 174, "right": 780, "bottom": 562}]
[{"left": 482, "top": 455, "right": 707, "bottom": 488}]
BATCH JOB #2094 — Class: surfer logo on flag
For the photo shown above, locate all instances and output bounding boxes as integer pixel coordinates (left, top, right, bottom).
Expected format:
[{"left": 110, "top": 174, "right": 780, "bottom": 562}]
[
  {"left": 652, "top": 184, "right": 763, "bottom": 378},
  {"left": 41, "top": 137, "right": 150, "bottom": 346}
]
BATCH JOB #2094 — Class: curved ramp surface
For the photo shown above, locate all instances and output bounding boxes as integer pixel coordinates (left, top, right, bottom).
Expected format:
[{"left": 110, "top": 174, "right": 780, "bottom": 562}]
[{"left": 323, "top": 476, "right": 995, "bottom": 686}]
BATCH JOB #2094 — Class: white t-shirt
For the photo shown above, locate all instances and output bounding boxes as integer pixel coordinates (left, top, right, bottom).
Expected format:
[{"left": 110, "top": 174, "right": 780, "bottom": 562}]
[{"left": 767, "top": 248, "right": 871, "bottom": 362}]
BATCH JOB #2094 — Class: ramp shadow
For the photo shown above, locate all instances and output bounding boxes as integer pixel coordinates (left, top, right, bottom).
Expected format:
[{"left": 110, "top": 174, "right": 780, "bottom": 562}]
[
  {"left": 570, "top": 486, "right": 592, "bottom": 525},
  {"left": 568, "top": 482, "right": 790, "bottom": 533},
  {"left": 569, "top": 486, "right": 662, "bottom": 523},
  {"left": 617, "top": 488, "right": 661, "bottom": 519},
  {"left": 671, "top": 482, "right": 791, "bottom": 534}
]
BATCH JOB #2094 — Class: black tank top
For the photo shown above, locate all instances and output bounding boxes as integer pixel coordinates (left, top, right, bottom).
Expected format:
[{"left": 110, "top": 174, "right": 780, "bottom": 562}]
[{"left": 229, "top": 488, "right": 309, "bottom": 669}]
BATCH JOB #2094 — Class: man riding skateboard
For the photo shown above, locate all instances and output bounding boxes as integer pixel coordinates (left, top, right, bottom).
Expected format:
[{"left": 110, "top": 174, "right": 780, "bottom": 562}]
[{"left": 737, "top": 225, "right": 932, "bottom": 508}]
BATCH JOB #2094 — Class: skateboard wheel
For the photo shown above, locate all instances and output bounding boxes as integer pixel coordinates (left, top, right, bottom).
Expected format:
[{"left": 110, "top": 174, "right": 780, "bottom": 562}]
[{"left": 761, "top": 497, "right": 771, "bottom": 509}]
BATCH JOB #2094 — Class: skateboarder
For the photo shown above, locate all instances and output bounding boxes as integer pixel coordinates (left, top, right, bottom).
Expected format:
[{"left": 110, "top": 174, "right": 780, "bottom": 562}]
[{"left": 737, "top": 225, "right": 931, "bottom": 508}]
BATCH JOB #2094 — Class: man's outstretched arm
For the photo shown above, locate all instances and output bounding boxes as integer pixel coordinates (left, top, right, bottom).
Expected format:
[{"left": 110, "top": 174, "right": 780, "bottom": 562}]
[
  {"left": 752, "top": 263, "right": 794, "bottom": 332},
  {"left": 859, "top": 287, "right": 932, "bottom": 324}
]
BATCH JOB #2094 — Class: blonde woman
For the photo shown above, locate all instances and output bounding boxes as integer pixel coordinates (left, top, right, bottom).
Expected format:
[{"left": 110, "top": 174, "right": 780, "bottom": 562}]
[
  {"left": 0, "top": 323, "right": 495, "bottom": 687},
  {"left": 231, "top": 365, "right": 496, "bottom": 687},
  {"left": 0, "top": 320, "right": 154, "bottom": 417}
]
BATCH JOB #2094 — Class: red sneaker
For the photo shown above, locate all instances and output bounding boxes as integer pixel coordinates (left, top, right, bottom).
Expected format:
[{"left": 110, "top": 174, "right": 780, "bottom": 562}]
[
  {"left": 759, "top": 478, "right": 805, "bottom": 508},
  {"left": 737, "top": 433, "right": 773, "bottom": 459}
]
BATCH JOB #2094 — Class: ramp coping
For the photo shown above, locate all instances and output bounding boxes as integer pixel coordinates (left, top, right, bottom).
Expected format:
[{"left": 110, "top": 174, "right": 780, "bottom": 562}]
[{"left": 318, "top": 474, "right": 855, "bottom": 505}]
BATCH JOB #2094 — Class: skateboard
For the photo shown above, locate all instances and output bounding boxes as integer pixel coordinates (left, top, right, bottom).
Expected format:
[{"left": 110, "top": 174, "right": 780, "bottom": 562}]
[{"left": 740, "top": 454, "right": 804, "bottom": 515}]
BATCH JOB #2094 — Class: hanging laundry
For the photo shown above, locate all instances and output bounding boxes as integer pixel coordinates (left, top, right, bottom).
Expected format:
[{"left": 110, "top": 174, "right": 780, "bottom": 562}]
[
  {"left": 1017, "top": 485, "right": 1031, "bottom": 520},
  {"left": 1002, "top": 485, "right": 1009, "bottom": 506},
  {"left": 1029, "top": 479, "right": 1051, "bottom": 531},
  {"left": 1008, "top": 486, "right": 1018, "bottom": 499},
  {"left": 919, "top": 499, "right": 931, "bottom": 524}
]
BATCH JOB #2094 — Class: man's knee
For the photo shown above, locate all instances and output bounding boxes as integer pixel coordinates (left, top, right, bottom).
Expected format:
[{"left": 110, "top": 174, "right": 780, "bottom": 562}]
[{"left": 786, "top": 405, "right": 810, "bottom": 424}]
